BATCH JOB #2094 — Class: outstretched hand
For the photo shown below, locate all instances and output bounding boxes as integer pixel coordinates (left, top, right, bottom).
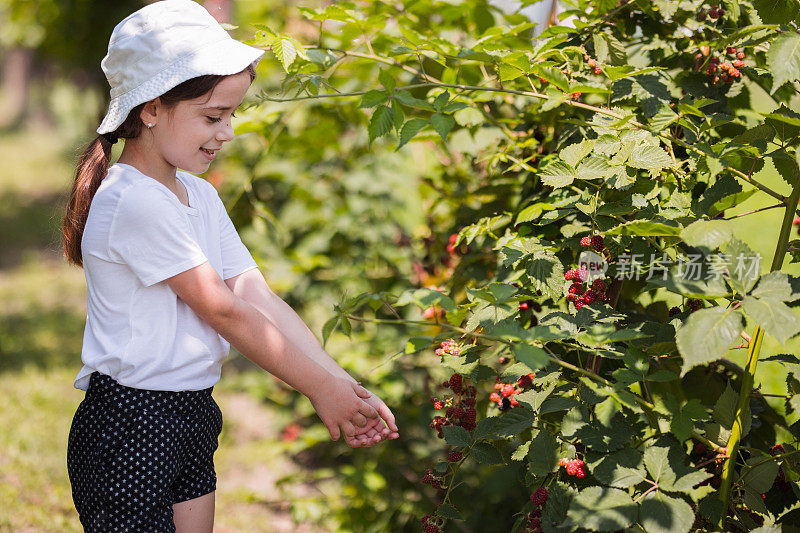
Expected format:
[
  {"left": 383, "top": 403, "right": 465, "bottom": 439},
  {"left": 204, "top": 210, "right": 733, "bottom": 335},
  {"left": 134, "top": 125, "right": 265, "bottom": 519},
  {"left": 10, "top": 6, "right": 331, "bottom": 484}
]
[{"left": 348, "top": 384, "right": 399, "bottom": 447}]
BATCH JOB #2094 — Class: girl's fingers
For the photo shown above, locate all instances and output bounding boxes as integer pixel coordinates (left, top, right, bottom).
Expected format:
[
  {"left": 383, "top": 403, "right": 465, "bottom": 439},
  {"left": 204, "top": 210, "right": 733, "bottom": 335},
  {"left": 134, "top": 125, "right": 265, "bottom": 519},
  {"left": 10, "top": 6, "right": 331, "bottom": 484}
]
[
  {"left": 352, "top": 412, "right": 368, "bottom": 428},
  {"left": 352, "top": 382, "right": 372, "bottom": 399},
  {"left": 356, "top": 401, "right": 379, "bottom": 420}
]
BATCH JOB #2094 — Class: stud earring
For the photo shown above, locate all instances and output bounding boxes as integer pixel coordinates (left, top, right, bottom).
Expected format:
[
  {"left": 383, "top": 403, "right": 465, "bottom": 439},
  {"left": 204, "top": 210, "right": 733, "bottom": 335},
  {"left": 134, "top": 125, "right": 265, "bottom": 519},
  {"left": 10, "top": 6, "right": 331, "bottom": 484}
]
[{"left": 147, "top": 123, "right": 153, "bottom": 128}]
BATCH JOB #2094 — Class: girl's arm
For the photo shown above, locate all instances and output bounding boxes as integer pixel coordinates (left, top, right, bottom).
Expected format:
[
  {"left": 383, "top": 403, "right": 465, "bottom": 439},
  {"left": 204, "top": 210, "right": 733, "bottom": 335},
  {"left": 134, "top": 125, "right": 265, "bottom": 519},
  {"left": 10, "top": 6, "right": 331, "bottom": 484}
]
[
  {"left": 167, "top": 262, "right": 380, "bottom": 447},
  {"left": 224, "top": 268, "right": 399, "bottom": 439}
]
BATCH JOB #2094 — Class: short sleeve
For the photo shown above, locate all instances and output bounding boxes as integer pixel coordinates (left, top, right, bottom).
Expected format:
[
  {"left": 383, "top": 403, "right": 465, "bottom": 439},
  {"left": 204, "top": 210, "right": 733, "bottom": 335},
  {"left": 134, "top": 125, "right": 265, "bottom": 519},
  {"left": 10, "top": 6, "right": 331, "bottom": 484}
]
[
  {"left": 108, "top": 185, "right": 208, "bottom": 287},
  {"left": 214, "top": 193, "right": 259, "bottom": 280}
]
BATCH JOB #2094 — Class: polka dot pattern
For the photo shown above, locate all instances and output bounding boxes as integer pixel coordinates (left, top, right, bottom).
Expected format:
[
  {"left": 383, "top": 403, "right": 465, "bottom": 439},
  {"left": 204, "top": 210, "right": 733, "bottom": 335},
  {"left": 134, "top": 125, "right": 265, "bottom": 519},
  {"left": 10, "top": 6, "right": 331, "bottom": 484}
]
[{"left": 67, "top": 372, "right": 222, "bottom": 532}]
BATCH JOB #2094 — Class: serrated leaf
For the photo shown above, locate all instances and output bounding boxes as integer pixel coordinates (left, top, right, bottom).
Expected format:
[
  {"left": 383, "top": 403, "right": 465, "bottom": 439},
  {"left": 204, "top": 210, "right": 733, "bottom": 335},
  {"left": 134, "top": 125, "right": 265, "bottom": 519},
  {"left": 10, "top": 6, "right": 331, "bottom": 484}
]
[
  {"left": 396, "top": 118, "right": 429, "bottom": 150},
  {"left": 712, "top": 384, "right": 751, "bottom": 440},
  {"left": 511, "top": 440, "right": 531, "bottom": 461},
  {"left": 753, "top": 272, "right": 795, "bottom": 301},
  {"left": 271, "top": 36, "right": 298, "bottom": 71},
  {"left": 638, "top": 492, "right": 694, "bottom": 533},
  {"left": 588, "top": 448, "right": 647, "bottom": 488},
  {"left": 723, "top": 238, "right": 762, "bottom": 294},
  {"left": 436, "top": 503, "right": 462, "bottom": 520},
  {"left": 768, "top": 32, "right": 800, "bottom": 94},
  {"left": 560, "top": 139, "right": 595, "bottom": 167},
  {"left": 528, "top": 429, "right": 559, "bottom": 476},
  {"left": 454, "top": 107, "right": 483, "bottom": 127},
  {"left": 472, "top": 442, "right": 504, "bottom": 464},
  {"left": 539, "top": 160, "right": 576, "bottom": 188},
  {"left": 628, "top": 145, "right": 673, "bottom": 170},
  {"left": 562, "top": 487, "right": 637, "bottom": 531},
  {"left": 681, "top": 219, "right": 734, "bottom": 250},
  {"left": 742, "top": 296, "right": 800, "bottom": 344},
  {"left": 742, "top": 456, "right": 779, "bottom": 493},
  {"left": 644, "top": 438, "right": 712, "bottom": 493},
  {"left": 677, "top": 307, "right": 745, "bottom": 375},
  {"left": 442, "top": 425, "right": 472, "bottom": 447},
  {"left": 431, "top": 113, "right": 455, "bottom": 142},
  {"left": 514, "top": 344, "right": 549, "bottom": 371},
  {"left": 368, "top": 105, "right": 394, "bottom": 145},
  {"left": 359, "top": 89, "right": 389, "bottom": 108},
  {"left": 576, "top": 156, "right": 612, "bottom": 180},
  {"left": 754, "top": 0, "right": 800, "bottom": 25},
  {"left": 607, "top": 220, "right": 682, "bottom": 237},
  {"left": 378, "top": 69, "right": 395, "bottom": 92},
  {"left": 321, "top": 316, "right": 338, "bottom": 347},
  {"left": 493, "top": 407, "right": 536, "bottom": 436}
]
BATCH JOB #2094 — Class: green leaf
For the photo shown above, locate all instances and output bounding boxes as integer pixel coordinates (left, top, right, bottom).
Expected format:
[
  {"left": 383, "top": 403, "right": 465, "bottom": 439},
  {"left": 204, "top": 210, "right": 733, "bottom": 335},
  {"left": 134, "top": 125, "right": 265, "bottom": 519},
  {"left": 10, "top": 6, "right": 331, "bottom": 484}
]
[
  {"left": 681, "top": 220, "right": 734, "bottom": 250},
  {"left": 638, "top": 492, "right": 695, "bottom": 533},
  {"left": 644, "top": 438, "right": 712, "bottom": 493},
  {"left": 713, "top": 384, "right": 750, "bottom": 438},
  {"left": 627, "top": 145, "right": 673, "bottom": 170},
  {"left": 560, "top": 139, "right": 595, "bottom": 167},
  {"left": 492, "top": 407, "right": 536, "bottom": 436},
  {"left": 359, "top": 89, "right": 389, "bottom": 108},
  {"left": 754, "top": 0, "right": 800, "bottom": 24},
  {"left": 513, "top": 344, "right": 549, "bottom": 371},
  {"left": 368, "top": 105, "right": 394, "bottom": 146},
  {"left": 539, "top": 160, "right": 576, "bottom": 188},
  {"left": 742, "top": 456, "right": 779, "bottom": 493},
  {"left": 378, "top": 69, "right": 395, "bottom": 92},
  {"left": 607, "top": 220, "right": 682, "bottom": 237},
  {"left": 321, "top": 316, "right": 339, "bottom": 347},
  {"left": 562, "top": 487, "right": 637, "bottom": 531},
  {"left": 593, "top": 33, "right": 609, "bottom": 63},
  {"left": 767, "top": 32, "right": 800, "bottom": 94},
  {"left": 436, "top": 503, "right": 462, "bottom": 520},
  {"left": 511, "top": 440, "right": 531, "bottom": 461},
  {"left": 471, "top": 442, "right": 504, "bottom": 465},
  {"left": 271, "top": 36, "right": 298, "bottom": 71},
  {"left": 588, "top": 448, "right": 647, "bottom": 488},
  {"left": 431, "top": 113, "right": 455, "bottom": 142},
  {"left": 742, "top": 295, "right": 800, "bottom": 344},
  {"left": 442, "top": 425, "right": 472, "bottom": 447},
  {"left": 722, "top": 238, "right": 761, "bottom": 294},
  {"left": 454, "top": 107, "right": 483, "bottom": 127},
  {"left": 528, "top": 429, "right": 559, "bottom": 476},
  {"left": 677, "top": 307, "right": 745, "bottom": 375},
  {"left": 535, "top": 66, "right": 570, "bottom": 92},
  {"left": 396, "top": 118, "right": 429, "bottom": 150},
  {"left": 752, "top": 272, "right": 795, "bottom": 301}
]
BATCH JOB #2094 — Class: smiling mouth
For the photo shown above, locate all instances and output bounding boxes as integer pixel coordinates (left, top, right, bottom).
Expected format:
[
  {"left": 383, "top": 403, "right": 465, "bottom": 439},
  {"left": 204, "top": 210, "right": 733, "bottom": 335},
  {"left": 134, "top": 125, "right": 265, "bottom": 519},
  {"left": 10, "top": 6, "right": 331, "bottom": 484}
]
[{"left": 200, "top": 148, "right": 215, "bottom": 154}]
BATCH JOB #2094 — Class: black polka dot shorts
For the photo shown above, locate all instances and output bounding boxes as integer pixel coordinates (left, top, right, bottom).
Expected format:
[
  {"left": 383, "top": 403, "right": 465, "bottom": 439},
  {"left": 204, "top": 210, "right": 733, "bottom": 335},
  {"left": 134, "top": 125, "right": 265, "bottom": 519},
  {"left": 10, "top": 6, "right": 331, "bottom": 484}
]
[{"left": 67, "top": 371, "right": 223, "bottom": 532}]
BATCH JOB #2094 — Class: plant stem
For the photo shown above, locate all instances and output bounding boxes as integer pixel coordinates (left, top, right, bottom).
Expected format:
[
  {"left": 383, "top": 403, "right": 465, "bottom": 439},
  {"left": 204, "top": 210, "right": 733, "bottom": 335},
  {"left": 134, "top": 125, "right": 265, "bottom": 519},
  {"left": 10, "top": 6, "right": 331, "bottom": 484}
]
[{"left": 717, "top": 171, "right": 800, "bottom": 524}]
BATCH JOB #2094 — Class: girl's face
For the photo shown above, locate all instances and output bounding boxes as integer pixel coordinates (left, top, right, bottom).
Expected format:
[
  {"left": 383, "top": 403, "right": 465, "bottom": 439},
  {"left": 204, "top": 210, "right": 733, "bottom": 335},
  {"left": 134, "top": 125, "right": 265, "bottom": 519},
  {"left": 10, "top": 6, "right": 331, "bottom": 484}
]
[{"left": 155, "top": 71, "right": 252, "bottom": 174}]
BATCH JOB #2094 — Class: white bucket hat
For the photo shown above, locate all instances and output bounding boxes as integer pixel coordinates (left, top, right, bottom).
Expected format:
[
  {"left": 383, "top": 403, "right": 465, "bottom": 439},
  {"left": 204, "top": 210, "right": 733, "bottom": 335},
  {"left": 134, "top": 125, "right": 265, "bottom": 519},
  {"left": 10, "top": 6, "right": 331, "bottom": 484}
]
[{"left": 97, "top": 0, "right": 265, "bottom": 135}]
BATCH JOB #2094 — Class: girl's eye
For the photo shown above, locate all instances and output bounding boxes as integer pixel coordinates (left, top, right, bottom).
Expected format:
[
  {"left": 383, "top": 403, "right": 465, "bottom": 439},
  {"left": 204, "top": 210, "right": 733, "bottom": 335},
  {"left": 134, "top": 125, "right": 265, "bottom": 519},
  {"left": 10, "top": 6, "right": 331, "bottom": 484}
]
[{"left": 206, "top": 112, "right": 236, "bottom": 123}]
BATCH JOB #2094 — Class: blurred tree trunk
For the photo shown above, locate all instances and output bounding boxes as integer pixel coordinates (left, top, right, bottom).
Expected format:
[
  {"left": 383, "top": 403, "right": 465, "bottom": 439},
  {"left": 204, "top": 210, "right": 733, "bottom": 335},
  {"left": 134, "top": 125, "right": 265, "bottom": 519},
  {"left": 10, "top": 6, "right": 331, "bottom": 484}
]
[
  {"left": 205, "top": 0, "right": 232, "bottom": 23},
  {"left": 0, "top": 47, "right": 34, "bottom": 129}
]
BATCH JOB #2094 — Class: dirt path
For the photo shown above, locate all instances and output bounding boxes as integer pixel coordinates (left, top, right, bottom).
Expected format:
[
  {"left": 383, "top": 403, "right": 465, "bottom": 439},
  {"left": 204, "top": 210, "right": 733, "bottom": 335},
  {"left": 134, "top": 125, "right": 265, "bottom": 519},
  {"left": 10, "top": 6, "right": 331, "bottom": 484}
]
[{"left": 212, "top": 391, "right": 329, "bottom": 533}]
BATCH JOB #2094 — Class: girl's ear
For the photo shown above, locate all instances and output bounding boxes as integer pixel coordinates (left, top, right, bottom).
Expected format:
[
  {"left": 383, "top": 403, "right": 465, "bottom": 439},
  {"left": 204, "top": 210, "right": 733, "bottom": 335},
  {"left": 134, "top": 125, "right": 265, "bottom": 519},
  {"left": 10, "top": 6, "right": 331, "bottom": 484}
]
[{"left": 139, "top": 99, "right": 159, "bottom": 127}]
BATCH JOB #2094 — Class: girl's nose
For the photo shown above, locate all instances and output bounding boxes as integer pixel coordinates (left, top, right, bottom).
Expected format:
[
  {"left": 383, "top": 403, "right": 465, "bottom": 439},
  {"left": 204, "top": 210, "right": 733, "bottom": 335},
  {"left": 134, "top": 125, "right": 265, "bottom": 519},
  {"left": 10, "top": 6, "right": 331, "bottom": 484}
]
[{"left": 217, "top": 121, "right": 235, "bottom": 142}]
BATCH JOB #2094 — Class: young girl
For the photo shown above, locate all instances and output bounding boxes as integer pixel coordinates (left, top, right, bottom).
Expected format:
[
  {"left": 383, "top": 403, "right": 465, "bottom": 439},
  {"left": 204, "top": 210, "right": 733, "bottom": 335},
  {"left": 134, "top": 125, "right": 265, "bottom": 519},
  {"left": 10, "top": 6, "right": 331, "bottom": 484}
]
[{"left": 61, "top": 1, "right": 399, "bottom": 531}]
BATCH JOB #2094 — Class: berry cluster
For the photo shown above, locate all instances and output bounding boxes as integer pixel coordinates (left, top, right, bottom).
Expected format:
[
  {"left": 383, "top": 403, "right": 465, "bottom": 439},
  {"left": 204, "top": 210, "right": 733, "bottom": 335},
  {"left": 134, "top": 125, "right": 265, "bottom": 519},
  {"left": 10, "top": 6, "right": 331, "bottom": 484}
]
[
  {"left": 429, "top": 374, "right": 477, "bottom": 437},
  {"left": 696, "top": 3, "right": 725, "bottom": 21},
  {"left": 521, "top": 487, "right": 548, "bottom": 533},
  {"left": 580, "top": 234, "right": 605, "bottom": 252},
  {"left": 434, "top": 339, "right": 462, "bottom": 357},
  {"left": 421, "top": 512, "right": 444, "bottom": 532},
  {"left": 565, "top": 274, "right": 609, "bottom": 309},
  {"left": 559, "top": 457, "right": 587, "bottom": 478},
  {"left": 489, "top": 372, "right": 535, "bottom": 411},
  {"left": 584, "top": 55, "right": 602, "bottom": 75},
  {"left": 696, "top": 46, "right": 745, "bottom": 86},
  {"left": 668, "top": 298, "right": 703, "bottom": 317}
]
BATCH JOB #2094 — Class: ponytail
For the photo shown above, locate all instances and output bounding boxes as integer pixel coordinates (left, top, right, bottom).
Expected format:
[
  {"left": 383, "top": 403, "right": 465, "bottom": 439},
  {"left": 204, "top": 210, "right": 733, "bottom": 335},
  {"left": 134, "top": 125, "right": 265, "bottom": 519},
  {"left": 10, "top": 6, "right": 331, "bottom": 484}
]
[{"left": 61, "top": 136, "right": 114, "bottom": 267}]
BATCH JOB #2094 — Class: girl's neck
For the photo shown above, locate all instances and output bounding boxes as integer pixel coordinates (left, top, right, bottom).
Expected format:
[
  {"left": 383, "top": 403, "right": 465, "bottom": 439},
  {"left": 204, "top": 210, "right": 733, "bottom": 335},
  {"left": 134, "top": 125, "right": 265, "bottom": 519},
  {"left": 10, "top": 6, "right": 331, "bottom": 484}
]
[{"left": 116, "top": 144, "right": 178, "bottom": 189}]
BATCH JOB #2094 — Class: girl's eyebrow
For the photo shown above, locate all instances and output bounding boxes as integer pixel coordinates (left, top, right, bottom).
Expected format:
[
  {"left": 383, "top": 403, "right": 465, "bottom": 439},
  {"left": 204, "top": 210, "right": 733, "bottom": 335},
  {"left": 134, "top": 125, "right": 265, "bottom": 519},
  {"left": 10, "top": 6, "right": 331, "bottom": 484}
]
[{"left": 200, "top": 105, "right": 238, "bottom": 111}]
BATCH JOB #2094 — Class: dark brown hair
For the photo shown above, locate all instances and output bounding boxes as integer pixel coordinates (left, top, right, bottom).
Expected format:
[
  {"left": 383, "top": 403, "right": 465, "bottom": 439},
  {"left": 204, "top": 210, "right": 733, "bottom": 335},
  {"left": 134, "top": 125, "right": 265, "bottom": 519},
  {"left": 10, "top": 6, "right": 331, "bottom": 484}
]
[{"left": 61, "top": 64, "right": 257, "bottom": 266}]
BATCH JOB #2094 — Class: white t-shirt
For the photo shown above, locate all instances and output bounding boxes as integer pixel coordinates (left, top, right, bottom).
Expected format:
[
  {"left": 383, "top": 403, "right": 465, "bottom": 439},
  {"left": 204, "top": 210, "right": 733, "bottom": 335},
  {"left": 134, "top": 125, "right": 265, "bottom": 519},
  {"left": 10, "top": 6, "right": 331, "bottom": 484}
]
[{"left": 74, "top": 162, "right": 259, "bottom": 392}]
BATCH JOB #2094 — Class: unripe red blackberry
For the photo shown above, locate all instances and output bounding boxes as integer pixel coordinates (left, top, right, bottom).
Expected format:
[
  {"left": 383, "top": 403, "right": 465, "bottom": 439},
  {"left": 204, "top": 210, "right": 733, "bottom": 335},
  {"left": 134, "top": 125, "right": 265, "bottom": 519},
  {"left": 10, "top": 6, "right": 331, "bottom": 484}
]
[
  {"left": 727, "top": 47, "right": 736, "bottom": 55},
  {"left": 448, "top": 451, "right": 463, "bottom": 462},
  {"left": 519, "top": 301, "right": 529, "bottom": 311},
  {"left": 733, "top": 59, "right": 744, "bottom": 68},
  {"left": 568, "top": 282, "right": 584, "bottom": 295},
  {"left": 737, "top": 51, "right": 745, "bottom": 59},
  {"left": 518, "top": 373, "right": 533, "bottom": 388},
  {"left": 565, "top": 269, "right": 579, "bottom": 280},
  {"left": 501, "top": 383, "right": 515, "bottom": 397},
  {"left": 580, "top": 236, "right": 592, "bottom": 247},
  {"left": 489, "top": 392, "right": 501, "bottom": 403},
  {"left": 574, "top": 297, "right": 585, "bottom": 310},
  {"left": 584, "top": 290, "right": 597, "bottom": 304}
]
